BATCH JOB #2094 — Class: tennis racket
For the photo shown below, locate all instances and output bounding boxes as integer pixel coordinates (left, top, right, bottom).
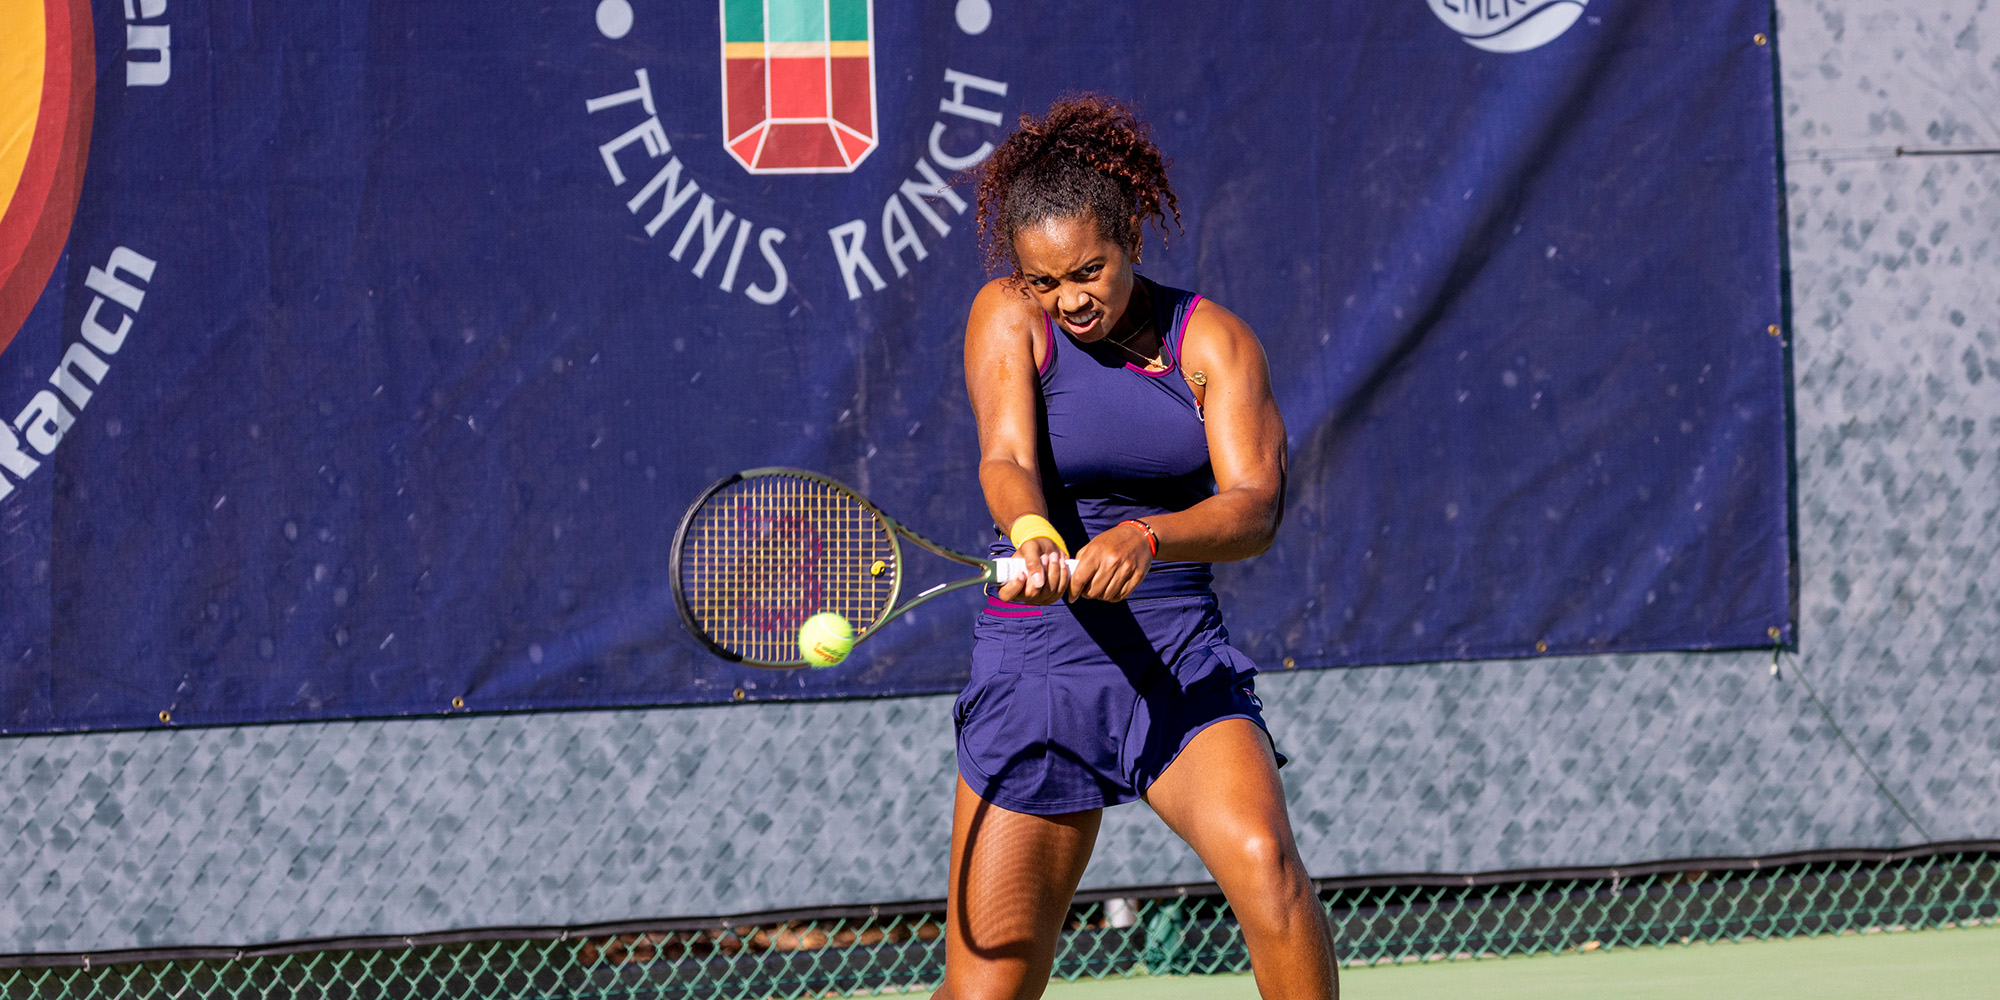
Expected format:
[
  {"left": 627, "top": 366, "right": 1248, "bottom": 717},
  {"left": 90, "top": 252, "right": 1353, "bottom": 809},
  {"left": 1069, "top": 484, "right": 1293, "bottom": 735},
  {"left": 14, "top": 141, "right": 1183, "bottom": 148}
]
[{"left": 670, "top": 467, "right": 1072, "bottom": 668}]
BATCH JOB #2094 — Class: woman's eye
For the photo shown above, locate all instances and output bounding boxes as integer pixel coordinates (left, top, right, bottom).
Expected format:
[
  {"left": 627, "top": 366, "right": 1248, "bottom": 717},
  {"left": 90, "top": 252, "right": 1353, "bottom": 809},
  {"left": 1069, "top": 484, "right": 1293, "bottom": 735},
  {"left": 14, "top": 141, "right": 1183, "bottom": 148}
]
[{"left": 1081, "top": 265, "right": 1102, "bottom": 278}]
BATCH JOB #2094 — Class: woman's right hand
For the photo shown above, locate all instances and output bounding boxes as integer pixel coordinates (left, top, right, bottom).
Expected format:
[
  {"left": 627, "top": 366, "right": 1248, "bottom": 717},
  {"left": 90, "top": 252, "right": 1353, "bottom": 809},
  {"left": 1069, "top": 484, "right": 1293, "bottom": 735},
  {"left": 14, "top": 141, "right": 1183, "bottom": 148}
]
[{"left": 994, "top": 535, "right": 1070, "bottom": 605}]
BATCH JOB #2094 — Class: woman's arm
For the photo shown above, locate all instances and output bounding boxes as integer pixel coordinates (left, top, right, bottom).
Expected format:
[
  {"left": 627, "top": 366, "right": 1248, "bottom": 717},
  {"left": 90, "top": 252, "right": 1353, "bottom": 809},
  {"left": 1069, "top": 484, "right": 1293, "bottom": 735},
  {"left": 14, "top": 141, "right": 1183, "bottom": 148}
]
[
  {"left": 1158, "top": 299, "right": 1288, "bottom": 560},
  {"left": 1068, "top": 299, "right": 1287, "bottom": 600},
  {"left": 964, "top": 278, "right": 1071, "bottom": 604}
]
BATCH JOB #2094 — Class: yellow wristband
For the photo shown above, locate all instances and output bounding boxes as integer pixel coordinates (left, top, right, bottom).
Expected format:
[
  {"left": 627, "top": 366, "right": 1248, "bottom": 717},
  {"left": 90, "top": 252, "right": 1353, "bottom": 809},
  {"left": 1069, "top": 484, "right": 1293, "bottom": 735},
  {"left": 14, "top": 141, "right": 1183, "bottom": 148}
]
[{"left": 1008, "top": 514, "right": 1071, "bottom": 559}]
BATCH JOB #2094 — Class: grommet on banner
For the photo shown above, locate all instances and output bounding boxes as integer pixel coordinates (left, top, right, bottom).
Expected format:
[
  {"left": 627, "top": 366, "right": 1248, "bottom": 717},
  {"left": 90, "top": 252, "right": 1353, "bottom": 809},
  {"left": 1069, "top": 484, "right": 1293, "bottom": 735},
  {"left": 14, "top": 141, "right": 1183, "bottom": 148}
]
[
  {"left": 1768, "top": 324, "right": 1781, "bottom": 337},
  {"left": 1536, "top": 640, "right": 1548, "bottom": 653},
  {"left": 1282, "top": 656, "right": 1296, "bottom": 669},
  {"left": 451, "top": 696, "right": 465, "bottom": 709},
  {"left": 1754, "top": 33, "right": 1768, "bottom": 46},
  {"left": 1767, "top": 626, "right": 1781, "bottom": 641},
  {"left": 732, "top": 688, "right": 746, "bottom": 701},
  {"left": 158, "top": 710, "right": 171, "bottom": 724}
]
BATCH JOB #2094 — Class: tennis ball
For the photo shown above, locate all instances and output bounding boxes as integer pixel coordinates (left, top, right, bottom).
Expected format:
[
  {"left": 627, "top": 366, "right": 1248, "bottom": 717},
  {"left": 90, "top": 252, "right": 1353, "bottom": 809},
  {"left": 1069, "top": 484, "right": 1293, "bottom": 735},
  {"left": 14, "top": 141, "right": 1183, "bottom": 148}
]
[{"left": 798, "top": 612, "right": 854, "bottom": 668}]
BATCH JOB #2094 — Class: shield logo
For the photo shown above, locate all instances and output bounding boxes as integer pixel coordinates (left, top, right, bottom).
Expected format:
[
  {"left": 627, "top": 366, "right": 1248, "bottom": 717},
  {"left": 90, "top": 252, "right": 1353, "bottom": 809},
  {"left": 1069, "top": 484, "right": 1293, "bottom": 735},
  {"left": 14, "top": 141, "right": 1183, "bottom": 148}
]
[{"left": 721, "top": 0, "right": 878, "bottom": 174}]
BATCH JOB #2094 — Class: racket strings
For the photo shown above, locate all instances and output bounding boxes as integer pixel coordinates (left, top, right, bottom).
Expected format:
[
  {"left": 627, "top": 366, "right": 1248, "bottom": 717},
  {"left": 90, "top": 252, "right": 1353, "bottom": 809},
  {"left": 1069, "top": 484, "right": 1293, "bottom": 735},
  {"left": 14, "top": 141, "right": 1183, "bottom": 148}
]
[{"left": 681, "top": 473, "right": 895, "bottom": 664}]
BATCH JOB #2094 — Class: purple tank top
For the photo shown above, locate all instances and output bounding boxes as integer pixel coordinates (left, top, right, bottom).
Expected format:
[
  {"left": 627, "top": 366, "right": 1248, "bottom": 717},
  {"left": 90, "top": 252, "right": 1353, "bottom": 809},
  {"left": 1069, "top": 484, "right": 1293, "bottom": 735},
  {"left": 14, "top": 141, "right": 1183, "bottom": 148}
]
[{"left": 993, "top": 276, "right": 1215, "bottom": 599}]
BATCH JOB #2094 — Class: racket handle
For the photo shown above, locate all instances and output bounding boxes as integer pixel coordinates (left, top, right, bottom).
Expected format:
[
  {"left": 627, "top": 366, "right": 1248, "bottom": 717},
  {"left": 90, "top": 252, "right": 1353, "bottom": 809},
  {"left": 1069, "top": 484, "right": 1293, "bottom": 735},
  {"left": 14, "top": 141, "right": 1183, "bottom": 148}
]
[{"left": 992, "top": 557, "right": 1080, "bottom": 580}]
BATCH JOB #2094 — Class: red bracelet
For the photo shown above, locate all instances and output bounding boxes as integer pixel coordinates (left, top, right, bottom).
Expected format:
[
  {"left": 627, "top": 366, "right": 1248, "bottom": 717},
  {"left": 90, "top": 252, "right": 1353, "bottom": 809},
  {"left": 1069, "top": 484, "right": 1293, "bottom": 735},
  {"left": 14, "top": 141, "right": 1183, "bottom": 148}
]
[{"left": 1118, "top": 519, "right": 1158, "bottom": 556}]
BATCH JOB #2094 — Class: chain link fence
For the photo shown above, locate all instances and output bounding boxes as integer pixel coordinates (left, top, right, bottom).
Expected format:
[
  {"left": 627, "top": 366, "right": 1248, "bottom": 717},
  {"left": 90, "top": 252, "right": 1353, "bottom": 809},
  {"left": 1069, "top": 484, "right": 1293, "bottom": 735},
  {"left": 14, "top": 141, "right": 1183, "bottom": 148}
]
[{"left": 6, "top": 847, "right": 1993, "bottom": 1000}]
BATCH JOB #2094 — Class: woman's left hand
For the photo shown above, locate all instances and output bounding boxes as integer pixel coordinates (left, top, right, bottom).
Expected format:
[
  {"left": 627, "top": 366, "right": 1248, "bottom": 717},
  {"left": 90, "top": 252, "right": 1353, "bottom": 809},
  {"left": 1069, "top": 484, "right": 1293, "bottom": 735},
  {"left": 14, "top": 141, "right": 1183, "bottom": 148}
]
[{"left": 1067, "top": 521, "right": 1154, "bottom": 602}]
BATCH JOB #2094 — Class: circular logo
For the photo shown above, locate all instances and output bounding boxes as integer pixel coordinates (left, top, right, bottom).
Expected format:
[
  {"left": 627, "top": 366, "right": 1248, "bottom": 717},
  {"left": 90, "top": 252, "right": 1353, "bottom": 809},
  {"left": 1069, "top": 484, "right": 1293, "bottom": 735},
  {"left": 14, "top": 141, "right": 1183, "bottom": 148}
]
[
  {"left": 0, "top": 0, "right": 95, "bottom": 356},
  {"left": 1427, "top": 0, "right": 1590, "bottom": 54}
]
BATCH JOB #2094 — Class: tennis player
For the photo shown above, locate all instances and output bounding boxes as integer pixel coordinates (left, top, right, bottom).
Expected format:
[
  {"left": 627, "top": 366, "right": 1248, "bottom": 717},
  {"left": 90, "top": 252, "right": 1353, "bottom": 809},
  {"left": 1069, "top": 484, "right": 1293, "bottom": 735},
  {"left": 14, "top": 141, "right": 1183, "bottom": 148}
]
[{"left": 941, "top": 96, "right": 1339, "bottom": 1000}]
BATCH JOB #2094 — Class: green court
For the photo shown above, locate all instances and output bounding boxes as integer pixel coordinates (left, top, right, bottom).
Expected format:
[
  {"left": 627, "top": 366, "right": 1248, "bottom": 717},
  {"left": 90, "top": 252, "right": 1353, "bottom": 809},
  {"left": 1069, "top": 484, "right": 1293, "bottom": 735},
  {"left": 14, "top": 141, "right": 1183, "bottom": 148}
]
[{"left": 1033, "top": 923, "right": 2000, "bottom": 1000}]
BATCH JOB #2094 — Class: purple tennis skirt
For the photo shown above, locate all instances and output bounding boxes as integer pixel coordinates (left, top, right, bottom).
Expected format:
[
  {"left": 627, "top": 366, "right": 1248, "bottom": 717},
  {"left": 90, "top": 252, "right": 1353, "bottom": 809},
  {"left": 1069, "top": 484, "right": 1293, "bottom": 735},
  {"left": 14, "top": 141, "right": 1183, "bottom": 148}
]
[{"left": 954, "top": 592, "right": 1286, "bottom": 815}]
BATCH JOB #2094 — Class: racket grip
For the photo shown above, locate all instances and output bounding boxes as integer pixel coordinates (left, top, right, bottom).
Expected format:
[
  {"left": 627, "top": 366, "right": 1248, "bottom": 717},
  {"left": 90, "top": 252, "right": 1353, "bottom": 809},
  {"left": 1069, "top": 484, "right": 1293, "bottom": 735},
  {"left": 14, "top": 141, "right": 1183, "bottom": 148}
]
[{"left": 992, "top": 557, "right": 1080, "bottom": 580}]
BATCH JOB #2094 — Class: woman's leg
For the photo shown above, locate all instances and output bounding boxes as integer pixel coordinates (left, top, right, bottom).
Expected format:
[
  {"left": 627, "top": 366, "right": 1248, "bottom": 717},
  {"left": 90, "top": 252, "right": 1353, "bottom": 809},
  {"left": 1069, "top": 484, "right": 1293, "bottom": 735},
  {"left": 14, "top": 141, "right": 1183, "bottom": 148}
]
[
  {"left": 932, "top": 777, "right": 1102, "bottom": 1000},
  {"left": 1142, "top": 719, "right": 1339, "bottom": 1000}
]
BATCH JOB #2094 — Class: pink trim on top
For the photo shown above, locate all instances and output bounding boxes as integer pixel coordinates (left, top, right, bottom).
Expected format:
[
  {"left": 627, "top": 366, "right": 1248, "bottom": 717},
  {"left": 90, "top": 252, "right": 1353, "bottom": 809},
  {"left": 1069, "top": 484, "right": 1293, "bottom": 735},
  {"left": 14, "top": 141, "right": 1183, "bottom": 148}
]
[
  {"left": 1124, "top": 289, "right": 1201, "bottom": 378},
  {"left": 1174, "top": 294, "right": 1205, "bottom": 361},
  {"left": 984, "top": 595, "right": 1044, "bottom": 618},
  {"left": 1037, "top": 315, "right": 1056, "bottom": 376}
]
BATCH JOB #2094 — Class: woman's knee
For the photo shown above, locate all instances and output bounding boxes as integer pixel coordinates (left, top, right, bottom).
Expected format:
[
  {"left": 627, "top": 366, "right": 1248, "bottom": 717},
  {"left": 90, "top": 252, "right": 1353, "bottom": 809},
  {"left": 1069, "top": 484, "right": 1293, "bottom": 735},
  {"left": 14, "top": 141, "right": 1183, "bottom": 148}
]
[
  {"left": 1216, "top": 832, "right": 1318, "bottom": 929},
  {"left": 1219, "top": 829, "right": 1306, "bottom": 888}
]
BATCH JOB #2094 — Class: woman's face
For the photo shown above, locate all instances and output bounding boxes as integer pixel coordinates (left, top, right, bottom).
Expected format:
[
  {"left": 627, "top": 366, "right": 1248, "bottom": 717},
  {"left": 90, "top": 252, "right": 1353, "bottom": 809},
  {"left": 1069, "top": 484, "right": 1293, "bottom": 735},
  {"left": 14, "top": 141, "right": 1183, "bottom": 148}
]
[{"left": 1011, "top": 213, "right": 1137, "bottom": 343}]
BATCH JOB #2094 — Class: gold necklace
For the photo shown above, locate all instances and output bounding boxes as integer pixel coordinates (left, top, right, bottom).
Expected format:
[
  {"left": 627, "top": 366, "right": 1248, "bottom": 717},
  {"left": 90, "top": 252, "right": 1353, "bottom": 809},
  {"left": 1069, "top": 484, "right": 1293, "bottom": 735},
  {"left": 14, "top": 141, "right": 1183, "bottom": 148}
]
[
  {"left": 1103, "top": 286, "right": 1166, "bottom": 369},
  {"left": 1105, "top": 329, "right": 1166, "bottom": 370}
]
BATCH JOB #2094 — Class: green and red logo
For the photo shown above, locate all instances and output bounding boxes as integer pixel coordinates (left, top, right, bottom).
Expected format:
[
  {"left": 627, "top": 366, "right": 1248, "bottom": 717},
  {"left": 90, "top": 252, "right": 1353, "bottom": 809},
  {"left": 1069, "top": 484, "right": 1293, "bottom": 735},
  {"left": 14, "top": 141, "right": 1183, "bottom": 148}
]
[
  {"left": 0, "top": 0, "right": 95, "bottom": 355},
  {"left": 721, "top": 0, "right": 877, "bottom": 174}
]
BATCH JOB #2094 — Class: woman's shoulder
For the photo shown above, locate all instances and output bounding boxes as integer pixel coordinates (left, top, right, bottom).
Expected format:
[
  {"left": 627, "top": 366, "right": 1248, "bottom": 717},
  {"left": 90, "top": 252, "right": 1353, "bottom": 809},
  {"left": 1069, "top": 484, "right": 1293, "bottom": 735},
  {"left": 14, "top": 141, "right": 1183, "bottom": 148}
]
[
  {"left": 964, "top": 276, "right": 1052, "bottom": 374},
  {"left": 1180, "top": 296, "right": 1263, "bottom": 370},
  {"left": 966, "top": 276, "right": 1046, "bottom": 349},
  {"left": 1184, "top": 295, "right": 1250, "bottom": 333},
  {"left": 968, "top": 276, "right": 1041, "bottom": 323}
]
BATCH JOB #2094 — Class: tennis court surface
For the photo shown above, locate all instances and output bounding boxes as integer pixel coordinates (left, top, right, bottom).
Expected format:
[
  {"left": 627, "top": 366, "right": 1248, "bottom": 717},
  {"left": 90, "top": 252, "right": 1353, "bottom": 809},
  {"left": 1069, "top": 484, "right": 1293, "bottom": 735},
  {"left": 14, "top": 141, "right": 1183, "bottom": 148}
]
[{"left": 1026, "top": 923, "right": 2000, "bottom": 1000}]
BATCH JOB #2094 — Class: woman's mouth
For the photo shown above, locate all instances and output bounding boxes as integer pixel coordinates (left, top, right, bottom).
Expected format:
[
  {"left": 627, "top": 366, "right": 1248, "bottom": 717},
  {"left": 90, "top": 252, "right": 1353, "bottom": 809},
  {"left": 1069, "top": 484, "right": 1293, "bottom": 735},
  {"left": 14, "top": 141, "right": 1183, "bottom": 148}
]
[{"left": 1062, "top": 309, "right": 1102, "bottom": 336}]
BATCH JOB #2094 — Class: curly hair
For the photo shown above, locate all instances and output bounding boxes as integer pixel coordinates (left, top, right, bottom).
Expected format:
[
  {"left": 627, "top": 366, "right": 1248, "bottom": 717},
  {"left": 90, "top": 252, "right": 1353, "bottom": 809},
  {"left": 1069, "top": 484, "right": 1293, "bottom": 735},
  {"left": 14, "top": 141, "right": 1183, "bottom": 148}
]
[{"left": 972, "top": 95, "right": 1182, "bottom": 273}]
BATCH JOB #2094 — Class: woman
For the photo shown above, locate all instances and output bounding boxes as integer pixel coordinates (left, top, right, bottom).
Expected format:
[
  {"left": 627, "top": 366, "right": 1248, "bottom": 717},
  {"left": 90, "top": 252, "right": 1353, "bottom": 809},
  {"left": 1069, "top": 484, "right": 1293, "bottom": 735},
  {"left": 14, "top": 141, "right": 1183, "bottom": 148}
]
[{"left": 942, "top": 96, "right": 1339, "bottom": 1000}]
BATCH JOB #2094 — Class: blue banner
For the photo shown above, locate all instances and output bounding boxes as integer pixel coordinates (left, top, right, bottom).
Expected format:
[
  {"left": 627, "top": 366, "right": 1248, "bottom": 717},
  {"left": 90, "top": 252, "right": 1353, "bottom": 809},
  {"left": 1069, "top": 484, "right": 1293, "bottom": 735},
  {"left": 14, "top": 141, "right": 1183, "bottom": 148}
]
[{"left": 0, "top": 0, "right": 1789, "bottom": 733}]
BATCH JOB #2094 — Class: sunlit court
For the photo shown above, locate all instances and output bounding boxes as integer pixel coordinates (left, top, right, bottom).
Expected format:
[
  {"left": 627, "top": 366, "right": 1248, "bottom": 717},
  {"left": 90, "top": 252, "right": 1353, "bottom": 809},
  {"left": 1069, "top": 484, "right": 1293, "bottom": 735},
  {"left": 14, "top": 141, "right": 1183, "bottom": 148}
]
[{"left": 3, "top": 2, "right": 1995, "bottom": 999}]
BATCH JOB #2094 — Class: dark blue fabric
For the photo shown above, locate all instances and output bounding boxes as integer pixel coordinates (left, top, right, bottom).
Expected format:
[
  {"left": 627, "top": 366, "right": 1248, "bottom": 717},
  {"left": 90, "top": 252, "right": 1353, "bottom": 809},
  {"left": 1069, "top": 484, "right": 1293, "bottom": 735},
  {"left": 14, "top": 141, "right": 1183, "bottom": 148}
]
[
  {"left": 1011, "top": 276, "right": 1214, "bottom": 600},
  {"left": 957, "top": 594, "right": 1279, "bottom": 815},
  {"left": 0, "top": 2, "right": 1788, "bottom": 733}
]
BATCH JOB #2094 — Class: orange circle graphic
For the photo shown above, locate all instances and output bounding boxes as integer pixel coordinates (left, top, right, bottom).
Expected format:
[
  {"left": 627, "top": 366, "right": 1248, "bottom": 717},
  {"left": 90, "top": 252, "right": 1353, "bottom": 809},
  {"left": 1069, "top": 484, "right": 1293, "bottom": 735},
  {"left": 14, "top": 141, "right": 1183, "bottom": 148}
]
[{"left": 0, "top": 0, "right": 95, "bottom": 357}]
